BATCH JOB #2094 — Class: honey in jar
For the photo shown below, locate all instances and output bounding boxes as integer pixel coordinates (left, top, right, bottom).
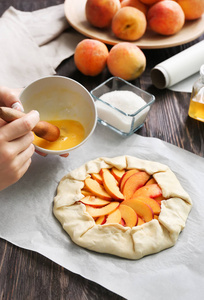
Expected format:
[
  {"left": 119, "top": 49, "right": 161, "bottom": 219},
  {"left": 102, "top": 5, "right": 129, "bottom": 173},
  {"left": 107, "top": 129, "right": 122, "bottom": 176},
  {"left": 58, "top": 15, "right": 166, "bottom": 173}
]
[{"left": 188, "top": 65, "right": 204, "bottom": 122}]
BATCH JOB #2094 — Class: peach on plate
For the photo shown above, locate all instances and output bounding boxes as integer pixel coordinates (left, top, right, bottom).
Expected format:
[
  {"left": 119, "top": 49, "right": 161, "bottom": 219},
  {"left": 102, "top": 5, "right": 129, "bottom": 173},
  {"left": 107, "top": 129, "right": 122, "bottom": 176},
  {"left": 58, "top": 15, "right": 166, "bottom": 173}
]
[
  {"left": 177, "top": 0, "right": 204, "bottom": 20},
  {"left": 107, "top": 42, "right": 146, "bottom": 81},
  {"left": 121, "top": 0, "right": 148, "bottom": 15},
  {"left": 111, "top": 6, "right": 147, "bottom": 41},
  {"left": 140, "top": 0, "right": 162, "bottom": 4},
  {"left": 85, "top": 0, "right": 121, "bottom": 28},
  {"left": 147, "top": 0, "right": 185, "bottom": 35},
  {"left": 74, "top": 39, "right": 109, "bottom": 76}
]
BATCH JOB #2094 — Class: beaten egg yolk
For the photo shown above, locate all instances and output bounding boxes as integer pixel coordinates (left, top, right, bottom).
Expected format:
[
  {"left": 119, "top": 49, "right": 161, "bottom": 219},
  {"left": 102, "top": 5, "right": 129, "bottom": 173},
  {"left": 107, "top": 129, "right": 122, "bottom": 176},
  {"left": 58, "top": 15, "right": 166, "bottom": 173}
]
[{"left": 33, "top": 119, "right": 85, "bottom": 151}]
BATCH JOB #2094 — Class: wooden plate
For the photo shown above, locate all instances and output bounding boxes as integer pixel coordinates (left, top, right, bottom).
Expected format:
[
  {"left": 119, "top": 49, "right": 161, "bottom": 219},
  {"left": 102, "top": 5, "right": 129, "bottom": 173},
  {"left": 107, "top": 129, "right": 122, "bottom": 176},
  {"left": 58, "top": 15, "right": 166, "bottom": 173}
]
[{"left": 64, "top": 0, "right": 204, "bottom": 49}]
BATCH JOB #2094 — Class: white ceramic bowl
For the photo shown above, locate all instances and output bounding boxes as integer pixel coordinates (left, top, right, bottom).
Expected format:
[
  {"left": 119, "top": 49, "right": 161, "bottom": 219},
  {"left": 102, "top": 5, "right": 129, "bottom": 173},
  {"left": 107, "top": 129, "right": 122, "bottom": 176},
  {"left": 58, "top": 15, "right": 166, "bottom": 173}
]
[{"left": 20, "top": 76, "right": 97, "bottom": 155}]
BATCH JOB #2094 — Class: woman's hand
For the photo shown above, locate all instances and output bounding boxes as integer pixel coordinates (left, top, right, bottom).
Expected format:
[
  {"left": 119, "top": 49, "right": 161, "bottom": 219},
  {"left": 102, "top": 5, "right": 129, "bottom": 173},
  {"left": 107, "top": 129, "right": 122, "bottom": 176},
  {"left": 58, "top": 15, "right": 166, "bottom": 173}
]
[{"left": 0, "top": 110, "right": 40, "bottom": 191}]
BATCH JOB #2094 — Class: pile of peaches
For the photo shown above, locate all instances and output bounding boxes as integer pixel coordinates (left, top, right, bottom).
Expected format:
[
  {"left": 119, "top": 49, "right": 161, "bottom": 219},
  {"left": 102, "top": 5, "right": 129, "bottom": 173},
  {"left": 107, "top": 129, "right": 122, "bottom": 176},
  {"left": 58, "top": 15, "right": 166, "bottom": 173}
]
[
  {"left": 86, "top": 0, "right": 204, "bottom": 40},
  {"left": 80, "top": 167, "right": 165, "bottom": 228}
]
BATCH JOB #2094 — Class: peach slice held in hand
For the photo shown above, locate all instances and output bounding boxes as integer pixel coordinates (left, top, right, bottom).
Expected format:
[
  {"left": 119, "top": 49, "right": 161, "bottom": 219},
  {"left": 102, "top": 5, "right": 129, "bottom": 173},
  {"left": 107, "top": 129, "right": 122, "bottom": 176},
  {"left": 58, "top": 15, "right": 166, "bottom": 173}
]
[{"left": 85, "top": 177, "right": 112, "bottom": 200}]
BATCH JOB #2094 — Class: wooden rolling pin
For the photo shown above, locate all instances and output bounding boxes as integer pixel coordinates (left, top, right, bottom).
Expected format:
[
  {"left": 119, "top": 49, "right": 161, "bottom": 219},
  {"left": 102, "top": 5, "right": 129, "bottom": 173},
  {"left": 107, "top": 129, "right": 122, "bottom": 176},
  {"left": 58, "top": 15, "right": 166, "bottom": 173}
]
[{"left": 0, "top": 107, "right": 60, "bottom": 142}]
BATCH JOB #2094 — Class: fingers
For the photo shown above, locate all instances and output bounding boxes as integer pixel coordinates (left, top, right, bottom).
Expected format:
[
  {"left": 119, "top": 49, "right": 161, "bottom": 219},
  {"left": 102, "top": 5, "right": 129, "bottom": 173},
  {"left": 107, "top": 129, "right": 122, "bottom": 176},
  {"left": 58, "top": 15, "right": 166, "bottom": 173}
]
[
  {"left": 0, "top": 110, "right": 40, "bottom": 142},
  {"left": 0, "top": 86, "right": 23, "bottom": 109}
]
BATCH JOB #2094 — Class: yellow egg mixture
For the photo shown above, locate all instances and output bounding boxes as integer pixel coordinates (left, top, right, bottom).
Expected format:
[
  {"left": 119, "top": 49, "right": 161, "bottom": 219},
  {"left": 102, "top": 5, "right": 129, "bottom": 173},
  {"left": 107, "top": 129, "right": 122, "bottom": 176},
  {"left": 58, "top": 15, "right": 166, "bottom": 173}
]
[{"left": 33, "top": 119, "right": 85, "bottom": 150}]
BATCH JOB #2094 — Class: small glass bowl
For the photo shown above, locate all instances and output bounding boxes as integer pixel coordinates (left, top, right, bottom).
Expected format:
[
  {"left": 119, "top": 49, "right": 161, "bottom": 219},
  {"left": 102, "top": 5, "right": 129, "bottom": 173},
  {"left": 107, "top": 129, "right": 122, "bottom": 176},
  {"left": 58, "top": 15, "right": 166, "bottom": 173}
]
[{"left": 90, "top": 77, "right": 155, "bottom": 136}]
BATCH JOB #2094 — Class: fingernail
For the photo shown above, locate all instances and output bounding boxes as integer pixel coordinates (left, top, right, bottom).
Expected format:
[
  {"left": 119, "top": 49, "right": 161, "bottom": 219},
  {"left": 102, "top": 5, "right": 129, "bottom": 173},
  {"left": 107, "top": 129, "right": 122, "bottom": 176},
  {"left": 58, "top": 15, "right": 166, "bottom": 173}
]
[
  {"left": 12, "top": 102, "right": 24, "bottom": 112},
  {"left": 32, "top": 110, "right": 40, "bottom": 117}
]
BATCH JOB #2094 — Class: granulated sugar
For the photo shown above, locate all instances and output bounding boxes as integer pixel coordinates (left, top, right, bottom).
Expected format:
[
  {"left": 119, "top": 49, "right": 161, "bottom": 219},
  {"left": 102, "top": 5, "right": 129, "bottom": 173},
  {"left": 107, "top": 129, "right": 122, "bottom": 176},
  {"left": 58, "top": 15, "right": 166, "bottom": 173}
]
[{"left": 96, "top": 90, "right": 149, "bottom": 134}]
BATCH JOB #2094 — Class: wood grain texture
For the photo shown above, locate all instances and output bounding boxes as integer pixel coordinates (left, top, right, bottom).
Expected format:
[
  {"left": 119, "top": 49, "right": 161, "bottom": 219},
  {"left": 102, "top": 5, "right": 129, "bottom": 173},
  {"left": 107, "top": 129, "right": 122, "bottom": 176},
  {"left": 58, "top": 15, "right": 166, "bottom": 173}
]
[{"left": 0, "top": 0, "right": 203, "bottom": 299}]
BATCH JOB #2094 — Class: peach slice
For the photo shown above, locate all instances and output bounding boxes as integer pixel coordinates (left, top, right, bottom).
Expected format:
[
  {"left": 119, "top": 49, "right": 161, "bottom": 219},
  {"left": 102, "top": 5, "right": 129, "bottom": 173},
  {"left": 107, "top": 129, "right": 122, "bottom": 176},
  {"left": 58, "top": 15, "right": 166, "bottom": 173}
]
[
  {"left": 106, "top": 208, "right": 121, "bottom": 224},
  {"left": 85, "top": 177, "right": 112, "bottom": 200},
  {"left": 120, "top": 169, "right": 140, "bottom": 191},
  {"left": 80, "top": 196, "right": 111, "bottom": 207},
  {"left": 154, "top": 195, "right": 166, "bottom": 206},
  {"left": 122, "top": 171, "right": 150, "bottom": 200},
  {"left": 137, "top": 217, "right": 145, "bottom": 225},
  {"left": 91, "top": 173, "right": 103, "bottom": 185},
  {"left": 95, "top": 215, "right": 106, "bottom": 225},
  {"left": 145, "top": 177, "right": 157, "bottom": 185},
  {"left": 86, "top": 201, "right": 120, "bottom": 218},
  {"left": 122, "top": 198, "right": 153, "bottom": 222},
  {"left": 111, "top": 167, "right": 125, "bottom": 182},
  {"left": 120, "top": 218, "right": 126, "bottom": 226},
  {"left": 101, "top": 169, "right": 124, "bottom": 201},
  {"left": 119, "top": 204, "right": 138, "bottom": 228},
  {"left": 81, "top": 189, "right": 92, "bottom": 196},
  {"left": 132, "top": 196, "right": 161, "bottom": 215},
  {"left": 131, "top": 183, "right": 162, "bottom": 199}
]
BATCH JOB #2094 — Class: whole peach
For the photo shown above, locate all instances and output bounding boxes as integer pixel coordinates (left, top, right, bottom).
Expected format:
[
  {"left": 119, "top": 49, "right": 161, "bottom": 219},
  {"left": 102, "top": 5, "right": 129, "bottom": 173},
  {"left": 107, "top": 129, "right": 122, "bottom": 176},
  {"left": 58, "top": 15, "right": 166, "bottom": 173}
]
[
  {"left": 140, "top": 0, "right": 163, "bottom": 4},
  {"left": 121, "top": 0, "right": 148, "bottom": 16},
  {"left": 74, "top": 39, "right": 109, "bottom": 76},
  {"left": 107, "top": 42, "right": 146, "bottom": 80},
  {"left": 177, "top": 0, "right": 204, "bottom": 20},
  {"left": 112, "top": 7, "right": 147, "bottom": 41},
  {"left": 147, "top": 0, "right": 185, "bottom": 35},
  {"left": 85, "top": 0, "right": 121, "bottom": 28}
]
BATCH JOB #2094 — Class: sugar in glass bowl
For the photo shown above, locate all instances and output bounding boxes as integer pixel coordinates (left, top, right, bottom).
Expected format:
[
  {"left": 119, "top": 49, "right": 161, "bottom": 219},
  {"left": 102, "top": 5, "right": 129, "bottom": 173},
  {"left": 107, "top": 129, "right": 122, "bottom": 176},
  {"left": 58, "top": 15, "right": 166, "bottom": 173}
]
[
  {"left": 91, "top": 77, "right": 155, "bottom": 136},
  {"left": 20, "top": 76, "right": 97, "bottom": 155}
]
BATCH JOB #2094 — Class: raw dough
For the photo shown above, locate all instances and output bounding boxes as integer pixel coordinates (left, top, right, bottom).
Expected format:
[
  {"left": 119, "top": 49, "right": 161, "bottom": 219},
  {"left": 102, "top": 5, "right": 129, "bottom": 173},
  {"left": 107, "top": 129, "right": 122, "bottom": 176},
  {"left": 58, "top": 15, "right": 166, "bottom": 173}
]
[{"left": 53, "top": 156, "right": 192, "bottom": 259}]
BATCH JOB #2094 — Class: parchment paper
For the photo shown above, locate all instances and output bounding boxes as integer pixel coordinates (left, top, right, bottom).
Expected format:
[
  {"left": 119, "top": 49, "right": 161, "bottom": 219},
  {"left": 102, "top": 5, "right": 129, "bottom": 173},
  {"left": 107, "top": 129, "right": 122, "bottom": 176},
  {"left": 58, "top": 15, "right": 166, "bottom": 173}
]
[{"left": 0, "top": 124, "right": 204, "bottom": 300}]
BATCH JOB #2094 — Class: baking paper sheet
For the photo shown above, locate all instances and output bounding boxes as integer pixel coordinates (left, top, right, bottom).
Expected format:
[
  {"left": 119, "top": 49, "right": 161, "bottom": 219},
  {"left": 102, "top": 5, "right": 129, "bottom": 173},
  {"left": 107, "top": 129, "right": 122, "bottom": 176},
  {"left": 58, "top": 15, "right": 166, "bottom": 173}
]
[{"left": 0, "top": 124, "right": 204, "bottom": 300}]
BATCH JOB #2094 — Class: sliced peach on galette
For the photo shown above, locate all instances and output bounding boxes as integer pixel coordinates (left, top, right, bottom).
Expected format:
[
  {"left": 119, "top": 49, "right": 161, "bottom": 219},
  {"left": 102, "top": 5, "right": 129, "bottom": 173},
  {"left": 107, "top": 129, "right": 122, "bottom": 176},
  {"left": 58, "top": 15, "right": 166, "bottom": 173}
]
[
  {"left": 122, "top": 171, "right": 150, "bottom": 200},
  {"left": 53, "top": 156, "right": 192, "bottom": 260},
  {"left": 111, "top": 167, "right": 125, "bottom": 182}
]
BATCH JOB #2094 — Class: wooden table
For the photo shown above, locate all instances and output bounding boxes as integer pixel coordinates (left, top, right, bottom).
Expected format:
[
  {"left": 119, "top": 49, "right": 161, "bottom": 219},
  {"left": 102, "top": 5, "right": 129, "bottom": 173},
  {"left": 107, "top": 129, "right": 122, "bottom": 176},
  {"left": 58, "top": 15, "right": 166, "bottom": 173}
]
[{"left": 0, "top": 1, "right": 203, "bottom": 299}]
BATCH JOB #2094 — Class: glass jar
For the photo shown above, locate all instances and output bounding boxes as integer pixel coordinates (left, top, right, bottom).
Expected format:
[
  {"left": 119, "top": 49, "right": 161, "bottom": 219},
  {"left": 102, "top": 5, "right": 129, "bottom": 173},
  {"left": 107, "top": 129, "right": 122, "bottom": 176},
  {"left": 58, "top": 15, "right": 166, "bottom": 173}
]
[{"left": 188, "top": 64, "right": 204, "bottom": 122}]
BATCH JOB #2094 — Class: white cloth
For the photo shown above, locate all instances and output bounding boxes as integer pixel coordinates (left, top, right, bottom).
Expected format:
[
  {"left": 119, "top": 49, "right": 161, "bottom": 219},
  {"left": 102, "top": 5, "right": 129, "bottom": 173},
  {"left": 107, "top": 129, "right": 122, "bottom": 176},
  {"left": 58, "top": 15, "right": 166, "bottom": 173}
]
[{"left": 0, "top": 5, "right": 84, "bottom": 88}]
